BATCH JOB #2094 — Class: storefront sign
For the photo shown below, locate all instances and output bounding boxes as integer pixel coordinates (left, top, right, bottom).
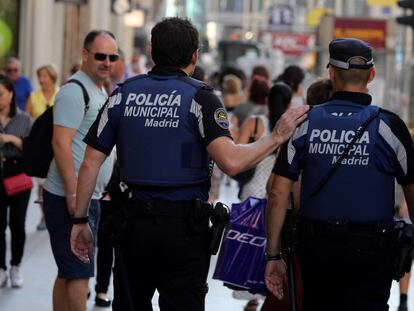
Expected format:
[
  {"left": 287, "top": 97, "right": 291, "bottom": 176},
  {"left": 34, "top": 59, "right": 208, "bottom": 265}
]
[
  {"left": 55, "top": 0, "right": 87, "bottom": 4},
  {"left": 334, "top": 18, "right": 387, "bottom": 49},
  {"left": 261, "top": 32, "right": 316, "bottom": 57},
  {"left": 268, "top": 4, "right": 294, "bottom": 26},
  {"left": 367, "top": 0, "right": 396, "bottom": 6}
]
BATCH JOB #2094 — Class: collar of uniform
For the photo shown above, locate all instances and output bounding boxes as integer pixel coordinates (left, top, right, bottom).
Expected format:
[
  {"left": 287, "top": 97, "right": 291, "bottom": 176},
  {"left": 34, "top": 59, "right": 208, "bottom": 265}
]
[
  {"left": 149, "top": 66, "right": 188, "bottom": 77},
  {"left": 331, "top": 91, "right": 372, "bottom": 106}
]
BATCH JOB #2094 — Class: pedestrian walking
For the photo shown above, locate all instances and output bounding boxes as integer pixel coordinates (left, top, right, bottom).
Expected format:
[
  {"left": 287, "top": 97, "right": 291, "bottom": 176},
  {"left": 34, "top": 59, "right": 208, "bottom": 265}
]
[
  {"left": 42, "top": 30, "right": 116, "bottom": 311},
  {"left": 70, "top": 17, "right": 308, "bottom": 311},
  {"left": 0, "top": 75, "right": 33, "bottom": 288}
]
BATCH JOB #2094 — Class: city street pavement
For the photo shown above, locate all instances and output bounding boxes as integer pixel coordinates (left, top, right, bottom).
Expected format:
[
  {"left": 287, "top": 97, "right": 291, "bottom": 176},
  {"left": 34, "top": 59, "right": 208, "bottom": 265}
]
[{"left": 0, "top": 180, "right": 412, "bottom": 310}]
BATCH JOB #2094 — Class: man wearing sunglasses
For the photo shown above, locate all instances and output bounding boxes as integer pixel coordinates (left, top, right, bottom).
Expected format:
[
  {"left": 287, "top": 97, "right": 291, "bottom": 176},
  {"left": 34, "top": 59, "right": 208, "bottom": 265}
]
[
  {"left": 70, "top": 17, "right": 307, "bottom": 311},
  {"left": 42, "top": 30, "right": 116, "bottom": 311},
  {"left": 4, "top": 57, "right": 33, "bottom": 111}
]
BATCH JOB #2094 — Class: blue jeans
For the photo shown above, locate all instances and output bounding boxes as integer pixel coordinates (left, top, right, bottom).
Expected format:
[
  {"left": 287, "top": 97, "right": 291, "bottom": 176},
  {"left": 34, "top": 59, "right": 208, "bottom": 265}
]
[{"left": 44, "top": 190, "right": 100, "bottom": 279}]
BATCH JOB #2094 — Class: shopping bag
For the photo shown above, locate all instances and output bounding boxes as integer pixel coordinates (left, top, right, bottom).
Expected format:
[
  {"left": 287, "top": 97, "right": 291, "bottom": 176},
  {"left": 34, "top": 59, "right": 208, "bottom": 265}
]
[{"left": 213, "top": 197, "right": 267, "bottom": 293}]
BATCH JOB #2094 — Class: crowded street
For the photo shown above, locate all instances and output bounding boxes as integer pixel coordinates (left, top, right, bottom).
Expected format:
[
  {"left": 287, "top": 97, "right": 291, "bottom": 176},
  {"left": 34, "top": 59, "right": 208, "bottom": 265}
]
[{"left": 1, "top": 0, "right": 414, "bottom": 310}]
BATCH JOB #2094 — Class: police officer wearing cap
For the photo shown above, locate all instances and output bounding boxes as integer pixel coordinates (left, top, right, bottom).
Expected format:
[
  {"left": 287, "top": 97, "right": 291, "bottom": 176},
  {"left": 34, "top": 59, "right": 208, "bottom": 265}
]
[
  {"left": 265, "top": 38, "right": 414, "bottom": 310},
  {"left": 69, "top": 17, "right": 308, "bottom": 311}
]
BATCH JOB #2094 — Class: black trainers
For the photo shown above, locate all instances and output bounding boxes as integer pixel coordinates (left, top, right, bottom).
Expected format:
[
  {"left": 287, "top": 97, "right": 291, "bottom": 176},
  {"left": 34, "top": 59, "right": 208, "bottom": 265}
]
[{"left": 95, "top": 296, "right": 111, "bottom": 308}]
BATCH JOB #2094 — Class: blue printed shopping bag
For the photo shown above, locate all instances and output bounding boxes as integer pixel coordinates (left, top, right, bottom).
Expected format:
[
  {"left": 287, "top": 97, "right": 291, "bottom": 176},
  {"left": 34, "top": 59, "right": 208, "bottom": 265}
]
[{"left": 213, "top": 197, "right": 267, "bottom": 293}]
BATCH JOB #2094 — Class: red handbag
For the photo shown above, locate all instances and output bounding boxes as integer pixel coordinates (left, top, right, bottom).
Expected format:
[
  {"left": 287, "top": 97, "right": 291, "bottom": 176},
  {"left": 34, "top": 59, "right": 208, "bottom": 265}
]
[{"left": 3, "top": 173, "right": 33, "bottom": 196}]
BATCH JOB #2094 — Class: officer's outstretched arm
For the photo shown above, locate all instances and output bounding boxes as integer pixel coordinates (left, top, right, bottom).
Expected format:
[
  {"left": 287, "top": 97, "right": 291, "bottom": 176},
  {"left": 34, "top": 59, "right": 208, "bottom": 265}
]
[
  {"left": 402, "top": 183, "right": 414, "bottom": 223},
  {"left": 265, "top": 174, "right": 293, "bottom": 299},
  {"left": 207, "top": 105, "right": 308, "bottom": 176}
]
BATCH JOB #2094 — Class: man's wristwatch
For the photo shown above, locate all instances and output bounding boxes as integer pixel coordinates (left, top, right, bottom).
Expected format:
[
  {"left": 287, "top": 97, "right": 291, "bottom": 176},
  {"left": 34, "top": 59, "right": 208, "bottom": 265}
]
[
  {"left": 265, "top": 252, "right": 283, "bottom": 261},
  {"left": 71, "top": 216, "right": 89, "bottom": 224}
]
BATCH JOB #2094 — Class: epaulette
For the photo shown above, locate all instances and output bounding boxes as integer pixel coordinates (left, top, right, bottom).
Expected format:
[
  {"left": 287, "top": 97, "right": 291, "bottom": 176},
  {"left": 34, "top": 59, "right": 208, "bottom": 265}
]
[
  {"left": 118, "top": 74, "right": 149, "bottom": 87},
  {"left": 377, "top": 107, "right": 399, "bottom": 118},
  {"left": 176, "top": 76, "right": 214, "bottom": 92}
]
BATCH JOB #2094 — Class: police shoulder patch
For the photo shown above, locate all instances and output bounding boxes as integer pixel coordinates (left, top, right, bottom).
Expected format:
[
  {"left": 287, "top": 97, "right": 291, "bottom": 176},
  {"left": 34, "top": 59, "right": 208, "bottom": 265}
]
[{"left": 214, "top": 108, "right": 229, "bottom": 129}]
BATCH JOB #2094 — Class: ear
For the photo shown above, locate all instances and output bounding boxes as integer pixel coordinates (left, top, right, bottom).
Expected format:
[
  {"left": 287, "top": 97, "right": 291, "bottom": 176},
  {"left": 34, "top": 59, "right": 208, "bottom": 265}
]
[
  {"left": 191, "top": 49, "right": 199, "bottom": 65},
  {"left": 81, "top": 48, "right": 88, "bottom": 64},
  {"left": 328, "top": 66, "right": 335, "bottom": 82},
  {"left": 367, "top": 67, "right": 375, "bottom": 84}
]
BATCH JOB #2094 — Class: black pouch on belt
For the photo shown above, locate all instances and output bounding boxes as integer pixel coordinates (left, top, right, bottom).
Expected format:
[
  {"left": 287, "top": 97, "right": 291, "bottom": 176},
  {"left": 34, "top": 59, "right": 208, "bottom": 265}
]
[
  {"left": 394, "top": 222, "right": 414, "bottom": 280},
  {"left": 186, "top": 199, "right": 213, "bottom": 236},
  {"left": 209, "top": 202, "right": 230, "bottom": 255}
]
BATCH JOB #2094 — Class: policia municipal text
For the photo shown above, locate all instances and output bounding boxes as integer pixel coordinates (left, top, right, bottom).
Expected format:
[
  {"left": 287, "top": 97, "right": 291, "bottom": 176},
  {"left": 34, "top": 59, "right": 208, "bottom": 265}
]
[
  {"left": 70, "top": 18, "right": 308, "bottom": 311},
  {"left": 265, "top": 38, "right": 414, "bottom": 311}
]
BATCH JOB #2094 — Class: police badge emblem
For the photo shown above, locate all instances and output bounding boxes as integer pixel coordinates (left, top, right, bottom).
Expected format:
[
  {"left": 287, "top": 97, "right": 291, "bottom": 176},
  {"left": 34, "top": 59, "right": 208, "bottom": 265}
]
[{"left": 214, "top": 108, "right": 229, "bottom": 129}]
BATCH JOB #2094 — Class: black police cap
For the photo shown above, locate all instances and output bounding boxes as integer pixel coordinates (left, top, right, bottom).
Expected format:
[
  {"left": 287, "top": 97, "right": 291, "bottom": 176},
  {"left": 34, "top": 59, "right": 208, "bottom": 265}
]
[{"left": 327, "top": 38, "right": 374, "bottom": 70}]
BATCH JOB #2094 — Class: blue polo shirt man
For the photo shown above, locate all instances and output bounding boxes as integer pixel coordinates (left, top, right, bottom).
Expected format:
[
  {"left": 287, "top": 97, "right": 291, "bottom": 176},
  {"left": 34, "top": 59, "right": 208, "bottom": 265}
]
[{"left": 5, "top": 58, "right": 33, "bottom": 111}]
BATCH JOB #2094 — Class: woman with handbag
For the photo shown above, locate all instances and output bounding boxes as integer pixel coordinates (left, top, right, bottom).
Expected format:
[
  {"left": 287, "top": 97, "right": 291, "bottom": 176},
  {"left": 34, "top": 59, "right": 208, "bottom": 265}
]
[{"left": 0, "top": 75, "right": 33, "bottom": 288}]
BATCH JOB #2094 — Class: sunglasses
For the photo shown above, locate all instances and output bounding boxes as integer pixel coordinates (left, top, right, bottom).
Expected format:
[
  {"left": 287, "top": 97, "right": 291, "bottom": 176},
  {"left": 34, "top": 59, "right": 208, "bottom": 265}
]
[
  {"left": 86, "top": 49, "right": 119, "bottom": 62},
  {"left": 6, "top": 68, "right": 18, "bottom": 73}
]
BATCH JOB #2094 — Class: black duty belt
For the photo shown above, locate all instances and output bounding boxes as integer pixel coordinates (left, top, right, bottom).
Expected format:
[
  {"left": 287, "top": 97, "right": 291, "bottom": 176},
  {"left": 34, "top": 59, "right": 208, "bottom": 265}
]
[
  {"left": 124, "top": 199, "right": 212, "bottom": 218},
  {"left": 299, "top": 217, "right": 396, "bottom": 237}
]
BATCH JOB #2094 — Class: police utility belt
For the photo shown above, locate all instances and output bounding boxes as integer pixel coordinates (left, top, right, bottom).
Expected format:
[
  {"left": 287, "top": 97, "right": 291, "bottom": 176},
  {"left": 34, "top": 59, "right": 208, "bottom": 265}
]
[
  {"left": 124, "top": 199, "right": 211, "bottom": 218},
  {"left": 113, "top": 198, "right": 230, "bottom": 255},
  {"left": 298, "top": 218, "right": 395, "bottom": 238}
]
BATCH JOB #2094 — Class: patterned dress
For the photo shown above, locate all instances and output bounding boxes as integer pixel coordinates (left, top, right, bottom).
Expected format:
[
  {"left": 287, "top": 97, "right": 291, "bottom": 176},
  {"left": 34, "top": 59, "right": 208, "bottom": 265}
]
[{"left": 239, "top": 115, "right": 276, "bottom": 201}]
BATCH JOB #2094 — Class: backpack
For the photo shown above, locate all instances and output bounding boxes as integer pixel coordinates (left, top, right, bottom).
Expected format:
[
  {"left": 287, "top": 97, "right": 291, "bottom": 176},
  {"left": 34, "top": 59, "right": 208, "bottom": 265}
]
[{"left": 22, "top": 79, "right": 90, "bottom": 178}]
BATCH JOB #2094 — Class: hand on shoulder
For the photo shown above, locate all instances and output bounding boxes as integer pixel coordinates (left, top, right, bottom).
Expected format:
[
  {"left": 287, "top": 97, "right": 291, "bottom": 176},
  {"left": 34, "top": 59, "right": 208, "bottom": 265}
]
[{"left": 272, "top": 105, "right": 309, "bottom": 145}]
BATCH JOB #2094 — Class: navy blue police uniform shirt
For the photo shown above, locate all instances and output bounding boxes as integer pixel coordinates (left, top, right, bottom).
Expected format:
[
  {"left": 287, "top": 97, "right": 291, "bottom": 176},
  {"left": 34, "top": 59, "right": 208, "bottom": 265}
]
[
  {"left": 84, "top": 66, "right": 232, "bottom": 201},
  {"left": 274, "top": 91, "right": 414, "bottom": 222}
]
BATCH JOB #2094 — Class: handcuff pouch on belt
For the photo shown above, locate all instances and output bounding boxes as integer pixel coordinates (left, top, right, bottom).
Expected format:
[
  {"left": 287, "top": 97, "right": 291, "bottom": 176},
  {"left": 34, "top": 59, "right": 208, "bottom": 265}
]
[
  {"left": 210, "top": 202, "right": 230, "bottom": 255},
  {"left": 394, "top": 221, "right": 414, "bottom": 281}
]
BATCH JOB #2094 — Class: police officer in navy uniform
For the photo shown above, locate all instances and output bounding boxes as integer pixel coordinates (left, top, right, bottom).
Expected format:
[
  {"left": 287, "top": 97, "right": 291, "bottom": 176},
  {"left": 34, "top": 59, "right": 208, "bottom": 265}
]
[
  {"left": 265, "top": 38, "right": 414, "bottom": 310},
  {"left": 69, "top": 18, "right": 308, "bottom": 311}
]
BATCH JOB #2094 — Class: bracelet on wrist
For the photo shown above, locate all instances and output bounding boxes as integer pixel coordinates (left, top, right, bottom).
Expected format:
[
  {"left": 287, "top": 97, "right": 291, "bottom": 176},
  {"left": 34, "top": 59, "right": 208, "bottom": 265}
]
[
  {"left": 265, "top": 253, "right": 283, "bottom": 261},
  {"left": 67, "top": 193, "right": 76, "bottom": 198},
  {"left": 71, "top": 216, "right": 89, "bottom": 224}
]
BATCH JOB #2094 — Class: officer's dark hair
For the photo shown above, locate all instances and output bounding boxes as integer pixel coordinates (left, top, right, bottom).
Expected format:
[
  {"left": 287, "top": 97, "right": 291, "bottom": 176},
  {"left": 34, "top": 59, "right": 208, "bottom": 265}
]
[
  {"left": 83, "top": 30, "right": 116, "bottom": 50},
  {"left": 0, "top": 75, "right": 17, "bottom": 117},
  {"left": 333, "top": 57, "right": 371, "bottom": 86},
  {"left": 275, "top": 65, "right": 305, "bottom": 93},
  {"left": 306, "top": 78, "right": 334, "bottom": 106},
  {"left": 151, "top": 17, "right": 199, "bottom": 68}
]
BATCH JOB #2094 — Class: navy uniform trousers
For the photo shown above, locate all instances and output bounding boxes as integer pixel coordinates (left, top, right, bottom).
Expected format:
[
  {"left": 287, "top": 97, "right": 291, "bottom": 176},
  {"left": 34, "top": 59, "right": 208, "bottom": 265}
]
[
  {"left": 112, "top": 202, "right": 211, "bottom": 311},
  {"left": 297, "top": 220, "right": 396, "bottom": 311}
]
